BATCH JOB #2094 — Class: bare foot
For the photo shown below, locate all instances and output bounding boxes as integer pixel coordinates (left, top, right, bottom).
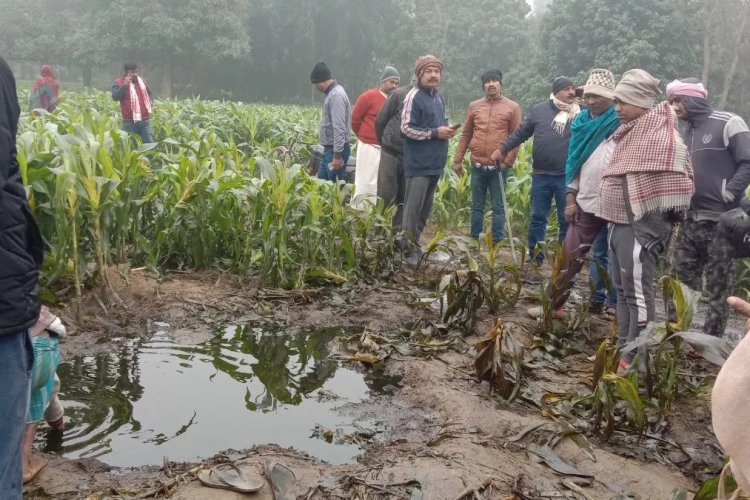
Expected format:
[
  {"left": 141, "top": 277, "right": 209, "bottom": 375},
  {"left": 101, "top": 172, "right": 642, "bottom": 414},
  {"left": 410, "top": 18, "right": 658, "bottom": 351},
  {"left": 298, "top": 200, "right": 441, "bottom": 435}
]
[{"left": 23, "top": 453, "right": 48, "bottom": 484}]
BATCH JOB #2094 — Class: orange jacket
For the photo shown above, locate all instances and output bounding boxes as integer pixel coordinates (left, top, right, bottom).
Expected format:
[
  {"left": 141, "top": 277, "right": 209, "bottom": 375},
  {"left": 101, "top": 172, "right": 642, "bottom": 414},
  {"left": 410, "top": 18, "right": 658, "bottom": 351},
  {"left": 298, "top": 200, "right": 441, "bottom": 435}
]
[{"left": 454, "top": 95, "right": 522, "bottom": 167}]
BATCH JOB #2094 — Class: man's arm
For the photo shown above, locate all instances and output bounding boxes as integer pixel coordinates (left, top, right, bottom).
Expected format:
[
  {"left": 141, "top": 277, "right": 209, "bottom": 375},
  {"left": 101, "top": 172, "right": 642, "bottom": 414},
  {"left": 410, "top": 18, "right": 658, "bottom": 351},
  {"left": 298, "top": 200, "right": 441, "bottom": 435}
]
[
  {"left": 351, "top": 92, "right": 369, "bottom": 139},
  {"left": 502, "top": 102, "right": 524, "bottom": 166},
  {"left": 724, "top": 115, "right": 750, "bottom": 199},
  {"left": 375, "top": 92, "right": 398, "bottom": 144},
  {"left": 330, "top": 93, "right": 349, "bottom": 159},
  {"left": 501, "top": 107, "right": 534, "bottom": 153},
  {"left": 453, "top": 105, "right": 474, "bottom": 165},
  {"left": 111, "top": 78, "right": 128, "bottom": 101}
]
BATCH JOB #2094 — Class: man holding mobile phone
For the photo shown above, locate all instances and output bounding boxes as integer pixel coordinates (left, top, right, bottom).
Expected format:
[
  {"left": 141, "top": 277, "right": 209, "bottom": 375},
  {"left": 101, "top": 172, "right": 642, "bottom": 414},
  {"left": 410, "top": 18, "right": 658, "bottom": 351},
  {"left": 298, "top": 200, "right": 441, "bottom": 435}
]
[{"left": 453, "top": 69, "right": 522, "bottom": 245}]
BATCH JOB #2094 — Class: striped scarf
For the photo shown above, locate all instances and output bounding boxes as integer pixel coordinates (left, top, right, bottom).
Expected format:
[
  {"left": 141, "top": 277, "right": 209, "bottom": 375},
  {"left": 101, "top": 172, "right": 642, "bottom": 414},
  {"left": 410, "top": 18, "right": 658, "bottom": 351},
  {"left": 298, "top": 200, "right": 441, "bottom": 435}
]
[
  {"left": 600, "top": 101, "right": 693, "bottom": 222},
  {"left": 550, "top": 94, "right": 580, "bottom": 135}
]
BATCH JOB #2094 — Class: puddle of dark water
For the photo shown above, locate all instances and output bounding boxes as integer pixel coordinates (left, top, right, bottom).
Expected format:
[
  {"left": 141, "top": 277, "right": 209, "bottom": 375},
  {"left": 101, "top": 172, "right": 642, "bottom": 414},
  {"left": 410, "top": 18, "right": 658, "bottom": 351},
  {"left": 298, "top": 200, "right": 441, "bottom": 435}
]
[{"left": 45, "top": 325, "right": 392, "bottom": 467}]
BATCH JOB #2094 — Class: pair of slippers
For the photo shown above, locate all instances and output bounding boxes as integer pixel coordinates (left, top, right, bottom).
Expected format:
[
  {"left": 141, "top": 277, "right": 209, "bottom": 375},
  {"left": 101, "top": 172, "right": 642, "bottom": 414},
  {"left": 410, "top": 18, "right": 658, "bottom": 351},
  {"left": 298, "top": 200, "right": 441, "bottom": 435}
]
[{"left": 197, "top": 460, "right": 295, "bottom": 497}]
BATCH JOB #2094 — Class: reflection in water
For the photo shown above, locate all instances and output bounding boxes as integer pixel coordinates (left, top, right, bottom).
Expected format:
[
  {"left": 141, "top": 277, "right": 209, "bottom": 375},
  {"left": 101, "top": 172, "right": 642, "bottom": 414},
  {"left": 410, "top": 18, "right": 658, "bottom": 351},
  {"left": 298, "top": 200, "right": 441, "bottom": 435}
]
[{"left": 47, "top": 326, "right": 379, "bottom": 467}]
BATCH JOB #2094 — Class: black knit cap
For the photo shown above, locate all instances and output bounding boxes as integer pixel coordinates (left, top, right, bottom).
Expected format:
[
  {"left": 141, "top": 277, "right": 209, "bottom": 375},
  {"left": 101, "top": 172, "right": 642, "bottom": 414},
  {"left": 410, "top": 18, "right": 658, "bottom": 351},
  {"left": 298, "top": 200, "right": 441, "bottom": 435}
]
[
  {"left": 552, "top": 76, "right": 574, "bottom": 94},
  {"left": 310, "top": 62, "right": 332, "bottom": 84},
  {"left": 481, "top": 69, "right": 503, "bottom": 85}
]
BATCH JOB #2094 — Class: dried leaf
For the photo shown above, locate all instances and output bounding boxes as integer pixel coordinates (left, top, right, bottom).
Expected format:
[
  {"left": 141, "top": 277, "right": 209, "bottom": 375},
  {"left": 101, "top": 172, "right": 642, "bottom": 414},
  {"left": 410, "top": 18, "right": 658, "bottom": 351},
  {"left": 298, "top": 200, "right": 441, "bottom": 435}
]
[{"left": 526, "top": 444, "right": 594, "bottom": 484}]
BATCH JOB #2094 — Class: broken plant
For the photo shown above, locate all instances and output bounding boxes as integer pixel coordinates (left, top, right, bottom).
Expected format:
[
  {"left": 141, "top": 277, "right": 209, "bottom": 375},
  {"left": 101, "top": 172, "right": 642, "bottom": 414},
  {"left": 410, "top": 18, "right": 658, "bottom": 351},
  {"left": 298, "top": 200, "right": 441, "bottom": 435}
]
[{"left": 474, "top": 316, "right": 525, "bottom": 401}]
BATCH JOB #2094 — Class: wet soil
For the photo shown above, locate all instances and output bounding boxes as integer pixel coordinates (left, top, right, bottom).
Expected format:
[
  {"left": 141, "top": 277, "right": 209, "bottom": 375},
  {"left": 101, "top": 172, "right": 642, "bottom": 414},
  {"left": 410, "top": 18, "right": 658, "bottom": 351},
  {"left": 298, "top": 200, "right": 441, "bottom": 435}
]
[{"left": 27, "top": 252, "right": 730, "bottom": 499}]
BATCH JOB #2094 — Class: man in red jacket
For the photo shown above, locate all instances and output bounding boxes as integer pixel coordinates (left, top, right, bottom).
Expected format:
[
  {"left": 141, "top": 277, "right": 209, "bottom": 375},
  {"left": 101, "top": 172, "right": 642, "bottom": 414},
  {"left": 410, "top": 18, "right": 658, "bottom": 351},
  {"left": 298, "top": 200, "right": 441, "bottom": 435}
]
[
  {"left": 351, "top": 66, "right": 400, "bottom": 207},
  {"left": 111, "top": 63, "right": 155, "bottom": 144}
]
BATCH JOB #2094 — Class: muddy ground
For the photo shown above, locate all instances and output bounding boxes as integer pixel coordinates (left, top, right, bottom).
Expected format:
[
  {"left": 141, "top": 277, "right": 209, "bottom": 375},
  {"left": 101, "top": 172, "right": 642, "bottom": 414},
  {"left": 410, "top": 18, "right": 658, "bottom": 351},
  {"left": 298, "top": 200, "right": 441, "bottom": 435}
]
[{"left": 25, "top": 252, "right": 730, "bottom": 499}]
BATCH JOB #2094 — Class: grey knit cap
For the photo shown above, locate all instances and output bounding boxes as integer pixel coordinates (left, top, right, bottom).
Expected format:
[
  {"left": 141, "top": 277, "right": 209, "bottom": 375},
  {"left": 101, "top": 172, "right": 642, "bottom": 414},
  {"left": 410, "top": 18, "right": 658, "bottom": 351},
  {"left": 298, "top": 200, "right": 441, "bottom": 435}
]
[{"left": 380, "top": 66, "right": 400, "bottom": 82}]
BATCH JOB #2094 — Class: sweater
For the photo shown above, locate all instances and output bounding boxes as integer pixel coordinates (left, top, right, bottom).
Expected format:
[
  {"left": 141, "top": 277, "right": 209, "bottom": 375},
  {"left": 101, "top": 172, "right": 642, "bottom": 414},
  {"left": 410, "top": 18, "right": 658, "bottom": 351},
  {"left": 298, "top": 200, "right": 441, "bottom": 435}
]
[
  {"left": 375, "top": 85, "right": 410, "bottom": 157},
  {"left": 352, "top": 87, "right": 386, "bottom": 145},
  {"left": 111, "top": 76, "right": 154, "bottom": 122},
  {"left": 318, "top": 81, "right": 352, "bottom": 157},
  {"left": 502, "top": 100, "right": 572, "bottom": 175},
  {"left": 454, "top": 95, "right": 522, "bottom": 166},
  {"left": 400, "top": 85, "right": 449, "bottom": 177}
]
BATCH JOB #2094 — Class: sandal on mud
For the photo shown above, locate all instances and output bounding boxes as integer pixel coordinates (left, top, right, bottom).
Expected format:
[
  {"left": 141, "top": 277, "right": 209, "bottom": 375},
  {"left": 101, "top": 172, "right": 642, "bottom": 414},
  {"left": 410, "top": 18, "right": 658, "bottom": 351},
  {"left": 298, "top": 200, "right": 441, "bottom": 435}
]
[
  {"left": 197, "top": 462, "right": 264, "bottom": 493},
  {"left": 263, "top": 460, "right": 296, "bottom": 500}
]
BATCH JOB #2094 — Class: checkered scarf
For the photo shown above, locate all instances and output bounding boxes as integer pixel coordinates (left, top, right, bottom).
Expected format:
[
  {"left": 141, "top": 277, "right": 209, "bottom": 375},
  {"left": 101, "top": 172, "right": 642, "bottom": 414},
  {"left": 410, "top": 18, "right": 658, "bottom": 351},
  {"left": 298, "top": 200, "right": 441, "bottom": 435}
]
[
  {"left": 600, "top": 101, "right": 693, "bottom": 222},
  {"left": 129, "top": 76, "right": 152, "bottom": 122}
]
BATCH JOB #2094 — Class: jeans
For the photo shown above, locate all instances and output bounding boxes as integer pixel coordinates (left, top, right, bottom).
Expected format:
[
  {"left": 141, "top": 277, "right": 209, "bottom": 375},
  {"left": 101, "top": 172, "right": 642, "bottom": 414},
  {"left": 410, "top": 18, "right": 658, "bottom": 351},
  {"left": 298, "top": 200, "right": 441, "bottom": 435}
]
[
  {"left": 317, "top": 143, "right": 351, "bottom": 182},
  {"left": 470, "top": 166, "right": 509, "bottom": 243},
  {"left": 123, "top": 119, "right": 154, "bottom": 144},
  {"left": 529, "top": 173, "right": 567, "bottom": 262},
  {"left": 0, "top": 331, "right": 33, "bottom": 500},
  {"left": 590, "top": 225, "right": 616, "bottom": 306}
]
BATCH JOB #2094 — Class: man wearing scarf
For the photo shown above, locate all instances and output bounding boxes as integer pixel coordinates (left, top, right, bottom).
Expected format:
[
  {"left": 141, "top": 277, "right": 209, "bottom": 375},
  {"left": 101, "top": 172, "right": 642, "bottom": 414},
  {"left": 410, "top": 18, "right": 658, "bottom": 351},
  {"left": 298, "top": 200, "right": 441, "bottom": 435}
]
[
  {"left": 528, "top": 69, "right": 619, "bottom": 319},
  {"left": 400, "top": 55, "right": 456, "bottom": 267},
  {"left": 599, "top": 69, "right": 694, "bottom": 372},
  {"left": 29, "top": 65, "right": 59, "bottom": 113},
  {"left": 493, "top": 77, "right": 579, "bottom": 264},
  {"left": 0, "top": 56, "right": 44, "bottom": 500},
  {"left": 112, "top": 63, "right": 155, "bottom": 144},
  {"left": 667, "top": 79, "right": 750, "bottom": 337}
]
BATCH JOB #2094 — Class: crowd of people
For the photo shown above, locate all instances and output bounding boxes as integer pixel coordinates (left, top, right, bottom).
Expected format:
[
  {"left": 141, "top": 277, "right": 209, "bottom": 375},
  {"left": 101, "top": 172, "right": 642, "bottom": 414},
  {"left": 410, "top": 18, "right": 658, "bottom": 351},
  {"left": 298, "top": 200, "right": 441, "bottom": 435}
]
[{"left": 4, "top": 52, "right": 750, "bottom": 497}]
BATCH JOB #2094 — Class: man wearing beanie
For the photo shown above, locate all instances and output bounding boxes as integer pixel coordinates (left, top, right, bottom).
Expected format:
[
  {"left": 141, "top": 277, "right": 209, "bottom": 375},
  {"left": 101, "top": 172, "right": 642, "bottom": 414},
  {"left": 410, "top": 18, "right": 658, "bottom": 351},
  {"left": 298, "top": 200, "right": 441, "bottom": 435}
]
[
  {"left": 528, "top": 69, "right": 620, "bottom": 320},
  {"left": 310, "top": 62, "right": 352, "bottom": 182},
  {"left": 599, "top": 69, "right": 694, "bottom": 372},
  {"left": 375, "top": 76, "right": 415, "bottom": 229},
  {"left": 399, "top": 55, "right": 456, "bottom": 266},
  {"left": 350, "top": 66, "right": 400, "bottom": 207},
  {"left": 453, "top": 69, "right": 521, "bottom": 245},
  {"left": 493, "top": 76, "right": 579, "bottom": 265},
  {"left": 666, "top": 78, "right": 750, "bottom": 337}
]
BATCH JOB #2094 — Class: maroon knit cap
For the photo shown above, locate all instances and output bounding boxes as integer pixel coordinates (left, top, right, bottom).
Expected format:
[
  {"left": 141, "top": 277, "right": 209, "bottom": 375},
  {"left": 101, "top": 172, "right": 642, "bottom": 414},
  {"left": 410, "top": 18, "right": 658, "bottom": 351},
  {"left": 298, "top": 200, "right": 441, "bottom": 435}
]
[{"left": 414, "top": 55, "right": 443, "bottom": 80}]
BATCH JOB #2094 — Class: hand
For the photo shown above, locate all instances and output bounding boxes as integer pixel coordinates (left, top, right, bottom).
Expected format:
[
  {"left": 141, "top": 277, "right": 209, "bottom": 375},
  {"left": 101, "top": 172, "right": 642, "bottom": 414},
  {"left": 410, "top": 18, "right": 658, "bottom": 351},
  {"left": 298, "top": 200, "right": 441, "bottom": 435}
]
[
  {"left": 436, "top": 126, "right": 456, "bottom": 140},
  {"left": 490, "top": 148, "right": 505, "bottom": 166},
  {"left": 564, "top": 202, "right": 578, "bottom": 223},
  {"left": 453, "top": 162, "right": 464, "bottom": 176},
  {"left": 723, "top": 190, "right": 736, "bottom": 203},
  {"left": 728, "top": 296, "right": 750, "bottom": 336},
  {"left": 330, "top": 157, "right": 343, "bottom": 171}
]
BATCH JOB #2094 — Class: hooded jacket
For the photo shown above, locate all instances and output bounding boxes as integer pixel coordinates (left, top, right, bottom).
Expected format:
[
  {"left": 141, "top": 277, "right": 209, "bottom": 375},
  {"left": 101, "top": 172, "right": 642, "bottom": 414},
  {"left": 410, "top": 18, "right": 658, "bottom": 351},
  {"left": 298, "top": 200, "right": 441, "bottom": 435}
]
[
  {"left": 0, "top": 57, "right": 44, "bottom": 336},
  {"left": 681, "top": 96, "right": 750, "bottom": 215}
]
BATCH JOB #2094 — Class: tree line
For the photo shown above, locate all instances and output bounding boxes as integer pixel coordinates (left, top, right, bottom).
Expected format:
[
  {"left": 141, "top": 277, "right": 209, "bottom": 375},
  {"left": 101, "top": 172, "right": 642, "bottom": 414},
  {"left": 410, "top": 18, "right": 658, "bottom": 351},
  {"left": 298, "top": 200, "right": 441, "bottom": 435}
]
[{"left": 1, "top": 0, "right": 748, "bottom": 115}]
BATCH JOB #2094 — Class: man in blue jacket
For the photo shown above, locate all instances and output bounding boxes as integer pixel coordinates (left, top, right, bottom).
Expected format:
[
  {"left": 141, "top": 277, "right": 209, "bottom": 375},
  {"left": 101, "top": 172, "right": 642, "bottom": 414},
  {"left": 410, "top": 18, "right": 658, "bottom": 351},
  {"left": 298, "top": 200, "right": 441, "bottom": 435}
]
[
  {"left": 493, "top": 77, "right": 580, "bottom": 264},
  {"left": 0, "top": 56, "right": 44, "bottom": 500},
  {"left": 399, "top": 55, "right": 457, "bottom": 267},
  {"left": 667, "top": 79, "right": 750, "bottom": 337}
]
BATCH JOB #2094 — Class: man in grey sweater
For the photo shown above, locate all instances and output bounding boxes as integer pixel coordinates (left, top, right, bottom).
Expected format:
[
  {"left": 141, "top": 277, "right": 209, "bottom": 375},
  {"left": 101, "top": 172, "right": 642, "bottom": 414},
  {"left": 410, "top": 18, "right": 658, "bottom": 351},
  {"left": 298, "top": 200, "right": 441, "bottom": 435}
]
[{"left": 310, "top": 62, "right": 352, "bottom": 182}]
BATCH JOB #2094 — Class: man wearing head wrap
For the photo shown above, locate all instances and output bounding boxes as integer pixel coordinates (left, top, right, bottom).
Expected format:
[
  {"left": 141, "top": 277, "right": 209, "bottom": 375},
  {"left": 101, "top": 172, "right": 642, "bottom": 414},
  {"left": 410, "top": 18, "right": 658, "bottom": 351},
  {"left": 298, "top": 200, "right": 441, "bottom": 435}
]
[
  {"left": 29, "top": 65, "right": 59, "bottom": 113},
  {"left": 112, "top": 63, "right": 155, "bottom": 143},
  {"left": 310, "top": 62, "right": 352, "bottom": 182},
  {"left": 399, "top": 55, "right": 456, "bottom": 266},
  {"left": 452, "top": 69, "right": 522, "bottom": 245},
  {"left": 375, "top": 76, "right": 416, "bottom": 229},
  {"left": 528, "top": 69, "right": 620, "bottom": 320},
  {"left": 0, "top": 56, "right": 45, "bottom": 500},
  {"left": 350, "top": 66, "right": 401, "bottom": 207},
  {"left": 599, "top": 69, "right": 694, "bottom": 372},
  {"left": 492, "top": 76, "right": 579, "bottom": 264},
  {"left": 666, "top": 78, "right": 750, "bottom": 338}
]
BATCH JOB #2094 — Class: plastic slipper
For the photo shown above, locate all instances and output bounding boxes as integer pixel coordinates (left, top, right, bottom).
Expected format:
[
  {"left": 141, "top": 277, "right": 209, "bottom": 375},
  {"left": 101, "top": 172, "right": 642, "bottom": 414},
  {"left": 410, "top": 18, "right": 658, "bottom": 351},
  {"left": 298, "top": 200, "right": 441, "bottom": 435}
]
[
  {"left": 198, "top": 462, "right": 264, "bottom": 493},
  {"left": 263, "top": 460, "right": 296, "bottom": 500}
]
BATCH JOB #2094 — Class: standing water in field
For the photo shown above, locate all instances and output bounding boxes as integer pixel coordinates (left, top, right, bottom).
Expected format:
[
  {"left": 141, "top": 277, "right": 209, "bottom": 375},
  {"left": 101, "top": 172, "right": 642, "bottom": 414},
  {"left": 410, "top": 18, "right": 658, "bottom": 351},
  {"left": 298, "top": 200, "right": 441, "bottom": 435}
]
[{"left": 43, "top": 325, "right": 388, "bottom": 467}]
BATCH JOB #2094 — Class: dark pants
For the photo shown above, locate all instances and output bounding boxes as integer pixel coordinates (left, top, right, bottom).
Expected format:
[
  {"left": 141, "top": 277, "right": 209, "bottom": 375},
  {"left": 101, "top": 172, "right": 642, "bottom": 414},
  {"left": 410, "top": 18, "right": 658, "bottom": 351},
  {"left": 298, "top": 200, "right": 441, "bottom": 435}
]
[
  {"left": 0, "top": 331, "right": 33, "bottom": 500},
  {"left": 529, "top": 173, "right": 567, "bottom": 262},
  {"left": 590, "top": 226, "right": 616, "bottom": 306},
  {"left": 401, "top": 174, "right": 440, "bottom": 252},
  {"left": 317, "top": 144, "right": 352, "bottom": 183},
  {"left": 610, "top": 223, "right": 657, "bottom": 361},
  {"left": 377, "top": 149, "right": 405, "bottom": 228},
  {"left": 672, "top": 219, "right": 736, "bottom": 337},
  {"left": 548, "top": 209, "right": 609, "bottom": 309},
  {"left": 123, "top": 119, "right": 154, "bottom": 143},
  {"left": 470, "top": 166, "right": 509, "bottom": 243}
]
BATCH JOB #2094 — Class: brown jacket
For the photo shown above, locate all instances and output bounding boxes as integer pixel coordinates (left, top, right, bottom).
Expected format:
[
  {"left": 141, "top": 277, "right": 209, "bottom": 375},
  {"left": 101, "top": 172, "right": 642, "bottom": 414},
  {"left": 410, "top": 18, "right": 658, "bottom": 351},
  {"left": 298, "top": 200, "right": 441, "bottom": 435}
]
[{"left": 454, "top": 95, "right": 522, "bottom": 167}]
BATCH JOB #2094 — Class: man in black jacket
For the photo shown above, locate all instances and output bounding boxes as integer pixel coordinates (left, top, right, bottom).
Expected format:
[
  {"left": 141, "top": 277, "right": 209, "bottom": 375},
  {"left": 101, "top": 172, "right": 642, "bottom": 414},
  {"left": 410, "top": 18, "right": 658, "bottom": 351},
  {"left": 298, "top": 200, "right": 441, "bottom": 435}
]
[
  {"left": 667, "top": 79, "right": 750, "bottom": 337},
  {"left": 375, "top": 80, "right": 413, "bottom": 228},
  {"left": 492, "top": 77, "right": 579, "bottom": 264},
  {"left": 0, "top": 56, "right": 44, "bottom": 500}
]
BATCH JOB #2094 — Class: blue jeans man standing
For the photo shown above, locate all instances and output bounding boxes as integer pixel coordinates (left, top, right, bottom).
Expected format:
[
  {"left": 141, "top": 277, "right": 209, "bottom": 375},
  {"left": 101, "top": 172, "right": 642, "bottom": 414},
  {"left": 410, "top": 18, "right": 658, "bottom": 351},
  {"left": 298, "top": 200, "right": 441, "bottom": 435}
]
[
  {"left": 528, "top": 173, "right": 568, "bottom": 262},
  {"left": 470, "top": 165, "right": 509, "bottom": 243}
]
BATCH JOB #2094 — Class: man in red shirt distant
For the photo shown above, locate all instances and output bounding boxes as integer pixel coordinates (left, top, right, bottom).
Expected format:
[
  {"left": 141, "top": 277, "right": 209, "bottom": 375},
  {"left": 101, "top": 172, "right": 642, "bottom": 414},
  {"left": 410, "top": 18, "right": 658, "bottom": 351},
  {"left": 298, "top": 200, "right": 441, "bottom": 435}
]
[
  {"left": 351, "top": 66, "right": 400, "bottom": 207},
  {"left": 111, "top": 62, "right": 155, "bottom": 144}
]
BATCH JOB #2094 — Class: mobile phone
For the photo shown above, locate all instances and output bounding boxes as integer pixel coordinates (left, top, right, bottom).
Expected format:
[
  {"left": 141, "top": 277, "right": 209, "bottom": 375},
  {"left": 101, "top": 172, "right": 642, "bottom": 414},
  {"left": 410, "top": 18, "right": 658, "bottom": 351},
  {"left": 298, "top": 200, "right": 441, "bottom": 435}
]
[{"left": 451, "top": 123, "right": 462, "bottom": 130}]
